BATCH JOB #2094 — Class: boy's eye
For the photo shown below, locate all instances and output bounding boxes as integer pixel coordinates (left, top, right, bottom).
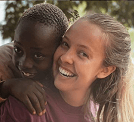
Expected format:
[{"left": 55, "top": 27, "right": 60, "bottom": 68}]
[
  {"left": 34, "top": 53, "right": 45, "bottom": 60},
  {"left": 14, "top": 46, "right": 23, "bottom": 55}
]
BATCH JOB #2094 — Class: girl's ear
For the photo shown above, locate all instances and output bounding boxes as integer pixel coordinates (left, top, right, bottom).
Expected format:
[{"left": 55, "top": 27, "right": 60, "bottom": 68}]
[{"left": 97, "top": 66, "right": 116, "bottom": 78}]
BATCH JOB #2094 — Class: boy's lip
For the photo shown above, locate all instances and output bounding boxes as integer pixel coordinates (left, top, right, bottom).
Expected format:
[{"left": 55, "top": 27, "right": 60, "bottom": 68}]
[
  {"left": 18, "top": 67, "right": 37, "bottom": 78},
  {"left": 21, "top": 71, "right": 34, "bottom": 77},
  {"left": 20, "top": 70, "right": 37, "bottom": 78}
]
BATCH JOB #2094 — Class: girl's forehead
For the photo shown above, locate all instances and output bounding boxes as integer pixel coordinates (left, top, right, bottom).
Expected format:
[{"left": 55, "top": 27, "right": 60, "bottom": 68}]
[
  {"left": 66, "top": 19, "right": 104, "bottom": 41},
  {"left": 64, "top": 19, "right": 105, "bottom": 57}
]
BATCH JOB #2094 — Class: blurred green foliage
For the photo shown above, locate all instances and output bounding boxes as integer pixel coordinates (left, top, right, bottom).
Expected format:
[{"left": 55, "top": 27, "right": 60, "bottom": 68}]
[{"left": 0, "top": 0, "right": 134, "bottom": 44}]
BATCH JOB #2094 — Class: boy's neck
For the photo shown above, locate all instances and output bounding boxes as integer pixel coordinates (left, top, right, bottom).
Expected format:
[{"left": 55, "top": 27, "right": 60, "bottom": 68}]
[{"left": 40, "top": 76, "right": 54, "bottom": 88}]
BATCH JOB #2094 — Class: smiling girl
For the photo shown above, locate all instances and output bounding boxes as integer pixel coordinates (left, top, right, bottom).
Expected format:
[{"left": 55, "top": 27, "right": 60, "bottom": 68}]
[{"left": 53, "top": 13, "right": 134, "bottom": 122}]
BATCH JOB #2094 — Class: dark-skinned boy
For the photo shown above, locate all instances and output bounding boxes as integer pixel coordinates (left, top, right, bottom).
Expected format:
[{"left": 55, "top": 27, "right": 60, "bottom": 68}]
[{"left": 0, "top": 3, "right": 68, "bottom": 116}]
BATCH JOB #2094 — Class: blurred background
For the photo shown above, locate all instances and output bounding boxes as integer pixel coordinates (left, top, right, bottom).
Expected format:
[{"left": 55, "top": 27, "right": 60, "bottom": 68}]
[{"left": 0, "top": 0, "right": 134, "bottom": 62}]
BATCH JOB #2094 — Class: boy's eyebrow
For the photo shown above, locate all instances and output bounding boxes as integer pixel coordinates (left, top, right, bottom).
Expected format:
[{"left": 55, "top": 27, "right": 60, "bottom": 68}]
[
  {"left": 14, "top": 40, "right": 21, "bottom": 45},
  {"left": 14, "top": 41, "right": 44, "bottom": 50},
  {"left": 30, "top": 47, "right": 44, "bottom": 50}
]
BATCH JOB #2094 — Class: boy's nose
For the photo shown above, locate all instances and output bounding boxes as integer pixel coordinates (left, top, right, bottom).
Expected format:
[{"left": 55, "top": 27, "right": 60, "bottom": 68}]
[
  {"left": 19, "top": 56, "right": 33, "bottom": 69},
  {"left": 60, "top": 49, "right": 74, "bottom": 65}
]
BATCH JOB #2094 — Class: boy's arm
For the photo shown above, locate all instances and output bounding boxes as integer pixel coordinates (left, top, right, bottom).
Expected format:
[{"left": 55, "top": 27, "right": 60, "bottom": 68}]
[
  {"left": 0, "top": 78, "right": 47, "bottom": 116},
  {"left": 0, "top": 43, "right": 47, "bottom": 115},
  {"left": 0, "top": 42, "right": 18, "bottom": 80},
  {"left": 0, "top": 42, "right": 15, "bottom": 103},
  {"left": 0, "top": 42, "right": 20, "bottom": 96},
  {"left": 0, "top": 96, "right": 47, "bottom": 122}
]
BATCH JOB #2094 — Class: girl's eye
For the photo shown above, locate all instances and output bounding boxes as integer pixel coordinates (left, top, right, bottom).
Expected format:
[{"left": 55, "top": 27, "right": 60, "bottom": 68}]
[
  {"left": 34, "top": 53, "right": 45, "bottom": 60},
  {"left": 79, "top": 52, "right": 88, "bottom": 58},
  {"left": 14, "top": 46, "right": 23, "bottom": 55},
  {"left": 60, "top": 41, "right": 69, "bottom": 48}
]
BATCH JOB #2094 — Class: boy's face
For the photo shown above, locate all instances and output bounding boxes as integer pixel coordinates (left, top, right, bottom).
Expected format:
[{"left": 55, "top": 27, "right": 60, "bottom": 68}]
[{"left": 13, "top": 21, "right": 59, "bottom": 81}]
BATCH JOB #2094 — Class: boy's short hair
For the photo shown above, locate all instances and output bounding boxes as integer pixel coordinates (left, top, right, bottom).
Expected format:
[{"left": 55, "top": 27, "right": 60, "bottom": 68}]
[{"left": 17, "top": 3, "right": 68, "bottom": 39}]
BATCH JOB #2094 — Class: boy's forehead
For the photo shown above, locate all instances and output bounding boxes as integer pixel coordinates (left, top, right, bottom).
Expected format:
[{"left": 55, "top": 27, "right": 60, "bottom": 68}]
[
  {"left": 17, "top": 20, "right": 55, "bottom": 32},
  {"left": 15, "top": 21, "right": 59, "bottom": 48}
]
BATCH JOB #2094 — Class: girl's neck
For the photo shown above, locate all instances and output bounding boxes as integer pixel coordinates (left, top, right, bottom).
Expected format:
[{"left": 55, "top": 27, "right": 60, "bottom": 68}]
[{"left": 59, "top": 90, "right": 88, "bottom": 107}]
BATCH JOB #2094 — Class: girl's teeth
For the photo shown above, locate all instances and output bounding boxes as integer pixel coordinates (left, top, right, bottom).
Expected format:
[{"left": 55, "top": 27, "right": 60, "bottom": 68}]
[{"left": 59, "top": 67, "right": 74, "bottom": 77}]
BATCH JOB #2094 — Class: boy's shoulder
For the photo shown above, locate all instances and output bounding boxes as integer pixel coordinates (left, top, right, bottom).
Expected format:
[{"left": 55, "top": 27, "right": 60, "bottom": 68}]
[
  {"left": 0, "top": 42, "right": 15, "bottom": 80},
  {"left": 0, "top": 42, "right": 14, "bottom": 65},
  {"left": 0, "top": 42, "right": 14, "bottom": 58}
]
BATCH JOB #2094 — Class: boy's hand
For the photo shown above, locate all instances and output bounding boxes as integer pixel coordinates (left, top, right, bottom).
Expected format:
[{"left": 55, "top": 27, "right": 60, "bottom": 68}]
[{"left": 1, "top": 78, "right": 47, "bottom": 116}]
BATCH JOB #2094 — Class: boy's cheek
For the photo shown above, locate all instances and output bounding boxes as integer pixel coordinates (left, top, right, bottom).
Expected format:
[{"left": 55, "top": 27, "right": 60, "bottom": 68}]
[
  {"left": 12, "top": 55, "right": 17, "bottom": 67},
  {"left": 12, "top": 55, "right": 16, "bottom": 66}
]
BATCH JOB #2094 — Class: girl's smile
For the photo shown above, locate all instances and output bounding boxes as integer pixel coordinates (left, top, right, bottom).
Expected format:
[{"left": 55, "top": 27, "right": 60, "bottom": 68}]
[{"left": 59, "top": 67, "right": 75, "bottom": 78}]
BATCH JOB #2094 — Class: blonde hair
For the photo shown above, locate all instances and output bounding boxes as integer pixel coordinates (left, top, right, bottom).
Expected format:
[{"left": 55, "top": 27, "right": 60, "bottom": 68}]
[{"left": 80, "top": 13, "right": 134, "bottom": 122}]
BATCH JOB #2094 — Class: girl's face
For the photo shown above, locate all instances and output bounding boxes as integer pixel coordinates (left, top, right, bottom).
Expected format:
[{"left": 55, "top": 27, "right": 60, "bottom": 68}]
[
  {"left": 53, "top": 20, "right": 109, "bottom": 93},
  {"left": 13, "top": 21, "right": 58, "bottom": 81}
]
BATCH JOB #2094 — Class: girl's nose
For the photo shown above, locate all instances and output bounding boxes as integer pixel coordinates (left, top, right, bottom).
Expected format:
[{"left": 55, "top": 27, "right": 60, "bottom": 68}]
[
  {"left": 19, "top": 56, "right": 33, "bottom": 69},
  {"left": 60, "top": 49, "right": 74, "bottom": 65}
]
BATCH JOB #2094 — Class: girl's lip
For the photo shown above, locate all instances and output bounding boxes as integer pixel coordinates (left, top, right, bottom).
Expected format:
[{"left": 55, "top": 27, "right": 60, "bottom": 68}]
[
  {"left": 60, "top": 66, "right": 73, "bottom": 74},
  {"left": 57, "top": 60, "right": 77, "bottom": 76},
  {"left": 59, "top": 66, "right": 75, "bottom": 77},
  {"left": 59, "top": 64, "right": 76, "bottom": 76}
]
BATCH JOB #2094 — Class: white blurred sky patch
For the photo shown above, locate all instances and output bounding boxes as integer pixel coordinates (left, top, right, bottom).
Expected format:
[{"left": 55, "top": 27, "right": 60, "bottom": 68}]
[{"left": 0, "top": 1, "right": 10, "bottom": 45}]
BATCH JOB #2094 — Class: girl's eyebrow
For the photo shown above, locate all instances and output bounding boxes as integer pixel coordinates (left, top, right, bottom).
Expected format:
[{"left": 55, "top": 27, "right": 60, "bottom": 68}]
[
  {"left": 77, "top": 44, "right": 93, "bottom": 54},
  {"left": 77, "top": 44, "right": 88, "bottom": 49},
  {"left": 64, "top": 35, "right": 93, "bottom": 53},
  {"left": 63, "top": 35, "right": 69, "bottom": 41}
]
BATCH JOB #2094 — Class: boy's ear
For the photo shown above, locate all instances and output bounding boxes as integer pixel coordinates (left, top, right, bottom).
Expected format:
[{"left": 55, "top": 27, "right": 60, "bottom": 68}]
[{"left": 97, "top": 66, "right": 116, "bottom": 79}]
